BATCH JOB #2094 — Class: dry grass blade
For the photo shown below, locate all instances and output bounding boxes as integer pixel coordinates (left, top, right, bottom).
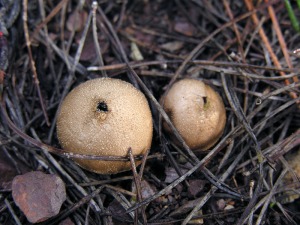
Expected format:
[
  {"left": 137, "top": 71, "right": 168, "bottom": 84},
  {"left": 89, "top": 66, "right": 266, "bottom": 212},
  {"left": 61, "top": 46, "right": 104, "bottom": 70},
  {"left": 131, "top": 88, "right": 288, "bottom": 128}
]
[{"left": 42, "top": 187, "right": 104, "bottom": 225}]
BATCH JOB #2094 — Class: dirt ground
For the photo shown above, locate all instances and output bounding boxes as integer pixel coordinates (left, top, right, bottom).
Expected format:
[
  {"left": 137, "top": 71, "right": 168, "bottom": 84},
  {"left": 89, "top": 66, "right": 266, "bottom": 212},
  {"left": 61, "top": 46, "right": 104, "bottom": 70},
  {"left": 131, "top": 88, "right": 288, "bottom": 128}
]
[{"left": 0, "top": 0, "right": 300, "bottom": 224}]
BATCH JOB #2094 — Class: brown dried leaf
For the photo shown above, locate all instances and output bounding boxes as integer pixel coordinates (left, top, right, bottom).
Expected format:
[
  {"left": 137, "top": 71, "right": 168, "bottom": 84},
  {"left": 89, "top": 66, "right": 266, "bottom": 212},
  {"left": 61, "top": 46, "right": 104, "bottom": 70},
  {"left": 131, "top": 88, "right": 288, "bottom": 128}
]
[
  {"left": 174, "top": 20, "right": 196, "bottom": 36},
  {"left": 107, "top": 199, "right": 132, "bottom": 222},
  {"left": 79, "top": 34, "right": 109, "bottom": 62},
  {"left": 188, "top": 179, "right": 206, "bottom": 198},
  {"left": 165, "top": 167, "right": 188, "bottom": 183},
  {"left": 131, "top": 179, "right": 157, "bottom": 203},
  {"left": 141, "top": 179, "right": 157, "bottom": 200},
  {"left": 66, "top": 10, "right": 88, "bottom": 32}
]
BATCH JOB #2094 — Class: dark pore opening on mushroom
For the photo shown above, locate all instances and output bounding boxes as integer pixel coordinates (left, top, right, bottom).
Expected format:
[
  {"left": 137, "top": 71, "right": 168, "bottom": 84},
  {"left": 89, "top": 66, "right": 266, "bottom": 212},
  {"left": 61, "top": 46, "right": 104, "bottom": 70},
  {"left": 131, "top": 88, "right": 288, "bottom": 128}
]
[
  {"left": 97, "top": 101, "right": 108, "bottom": 112},
  {"left": 202, "top": 96, "right": 207, "bottom": 105}
]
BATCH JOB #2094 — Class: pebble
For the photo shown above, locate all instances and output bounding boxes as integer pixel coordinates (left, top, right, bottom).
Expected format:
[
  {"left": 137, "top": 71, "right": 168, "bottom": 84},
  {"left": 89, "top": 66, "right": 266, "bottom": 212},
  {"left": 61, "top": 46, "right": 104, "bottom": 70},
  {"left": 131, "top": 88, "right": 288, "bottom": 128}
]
[{"left": 12, "top": 171, "right": 66, "bottom": 223}]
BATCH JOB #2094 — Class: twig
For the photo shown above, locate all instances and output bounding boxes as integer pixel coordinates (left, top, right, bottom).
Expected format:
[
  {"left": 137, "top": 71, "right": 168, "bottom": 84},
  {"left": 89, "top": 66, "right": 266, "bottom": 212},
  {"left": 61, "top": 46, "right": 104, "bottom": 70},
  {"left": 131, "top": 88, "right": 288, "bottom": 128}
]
[
  {"left": 244, "top": 0, "right": 298, "bottom": 100},
  {"left": 23, "top": 0, "right": 50, "bottom": 125},
  {"left": 45, "top": 187, "right": 104, "bottom": 225},
  {"left": 30, "top": 0, "right": 69, "bottom": 42},
  {"left": 106, "top": 188, "right": 143, "bottom": 225},
  {"left": 223, "top": 0, "right": 245, "bottom": 59},
  {"left": 221, "top": 72, "right": 264, "bottom": 225},
  {"left": 1, "top": 92, "right": 146, "bottom": 161},
  {"left": 128, "top": 148, "right": 147, "bottom": 224},
  {"left": 125, "top": 126, "right": 237, "bottom": 214},
  {"left": 265, "top": 0, "right": 299, "bottom": 85},
  {"left": 126, "top": 64, "right": 243, "bottom": 198},
  {"left": 91, "top": 1, "right": 107, "bottom": 77},
  {"left": 5, "top": 199, "right": 22, "bottom": 225},
  {"left": 97, "top": 5, "right": 138, "bottom": 87},
  {"left": 181, "top": 135, "right": 251, "bottom": 224},
  {"left": 87, "top": 59, "right": 299, "bottom": 73}
]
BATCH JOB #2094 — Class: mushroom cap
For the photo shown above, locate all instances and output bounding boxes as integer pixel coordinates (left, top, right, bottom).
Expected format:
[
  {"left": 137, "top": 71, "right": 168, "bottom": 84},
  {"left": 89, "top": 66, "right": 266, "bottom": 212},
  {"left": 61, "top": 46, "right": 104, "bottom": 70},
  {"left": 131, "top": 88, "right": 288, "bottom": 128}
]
[
  {"left": 56, "top": 78, "right": 153, "bottom": 174},
  {"left": 161, "top": 78, "right": 226, "bottom": 151}
]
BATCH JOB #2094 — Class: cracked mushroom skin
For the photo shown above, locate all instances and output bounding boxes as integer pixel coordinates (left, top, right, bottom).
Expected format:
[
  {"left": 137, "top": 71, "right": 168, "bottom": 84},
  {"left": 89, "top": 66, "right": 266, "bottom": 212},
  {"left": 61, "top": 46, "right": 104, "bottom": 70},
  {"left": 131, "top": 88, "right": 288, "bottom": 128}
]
[
  {"left": 161, "top": 79, "right": 226, "bottom": 151},
  {"left": 56, "top": 78, "right": 153, "bottom": 174}
]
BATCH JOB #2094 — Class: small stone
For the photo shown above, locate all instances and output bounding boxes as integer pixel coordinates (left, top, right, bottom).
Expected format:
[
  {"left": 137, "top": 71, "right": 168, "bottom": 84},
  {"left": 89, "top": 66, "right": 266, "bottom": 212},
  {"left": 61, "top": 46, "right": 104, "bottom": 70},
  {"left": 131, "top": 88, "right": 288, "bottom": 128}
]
[
  {"left": 12, "top": 171, "right": 66, "bottom": 223},
  {"left": 188, "top": 210, "right": 204, "bottom": 224},
  {"left": 224, "top": 205, "right": 235, "bottom": 211},
  {"left": 216, "top": 199, "right": 226, "bottom": 211}
]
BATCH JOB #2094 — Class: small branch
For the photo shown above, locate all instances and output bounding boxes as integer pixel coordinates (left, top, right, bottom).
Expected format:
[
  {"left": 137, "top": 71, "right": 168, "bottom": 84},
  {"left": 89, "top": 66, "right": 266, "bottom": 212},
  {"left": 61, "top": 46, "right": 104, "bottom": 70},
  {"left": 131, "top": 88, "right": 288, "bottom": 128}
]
[
  {"left": 244, "top": 0, "right": 298, "bottom": 100},
  {"left": 23, "top": 0, "right": 50, "bottom": 125}
]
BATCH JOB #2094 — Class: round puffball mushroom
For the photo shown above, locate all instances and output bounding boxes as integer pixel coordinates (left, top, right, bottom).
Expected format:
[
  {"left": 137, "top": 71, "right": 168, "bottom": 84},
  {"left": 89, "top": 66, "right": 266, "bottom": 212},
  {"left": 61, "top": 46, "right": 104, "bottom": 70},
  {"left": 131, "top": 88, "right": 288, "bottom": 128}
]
[
  {"left": 161, "top": 78, "right": 226, "bottom": 151},
  {"left": 279, "top": 150, "right": 300, "bottom": 203},
  {"left": 56, "top": 78, "right": 153, "bottom": 174}
]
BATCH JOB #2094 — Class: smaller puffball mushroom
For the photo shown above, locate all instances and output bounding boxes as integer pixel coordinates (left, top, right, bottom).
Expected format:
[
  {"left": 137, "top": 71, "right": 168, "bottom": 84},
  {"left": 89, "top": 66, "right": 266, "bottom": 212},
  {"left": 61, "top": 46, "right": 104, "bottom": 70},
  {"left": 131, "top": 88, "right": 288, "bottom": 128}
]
[
  {"left": 161, "top": 78, "right": 226, "bottom": 151},
  {"left": 56, "top": 78, "right": 153, "bottom": 174},
  {"left": 279, "top": 150, "right": 300, "bottom": 203}
]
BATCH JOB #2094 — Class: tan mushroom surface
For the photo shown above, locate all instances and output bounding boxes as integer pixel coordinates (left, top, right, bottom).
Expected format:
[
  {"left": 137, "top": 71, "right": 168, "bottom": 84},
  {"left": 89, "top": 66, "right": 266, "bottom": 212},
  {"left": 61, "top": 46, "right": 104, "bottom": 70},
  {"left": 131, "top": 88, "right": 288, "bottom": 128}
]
[
  {"left": 56, "top": 78, "right": 153, "bottom": 174},
  {"left": 279, "top": 150, "right": 300, "bottom": 203},
  {"left": 161, "top": 78, "right": 226, "bottom": 151}
]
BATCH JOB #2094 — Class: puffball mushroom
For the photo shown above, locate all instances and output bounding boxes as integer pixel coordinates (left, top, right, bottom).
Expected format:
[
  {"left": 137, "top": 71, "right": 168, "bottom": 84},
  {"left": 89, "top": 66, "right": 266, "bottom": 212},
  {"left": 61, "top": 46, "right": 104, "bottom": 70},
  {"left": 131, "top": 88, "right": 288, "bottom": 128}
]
[
  {"left": 279, "top": 150, "right": 300, "bottom": 203},
  {"left": 56, "top": 78, "right": 153, "bottom": 174},
  {"left": 161, "top": 78, "right": 226, "bottom": 151}
]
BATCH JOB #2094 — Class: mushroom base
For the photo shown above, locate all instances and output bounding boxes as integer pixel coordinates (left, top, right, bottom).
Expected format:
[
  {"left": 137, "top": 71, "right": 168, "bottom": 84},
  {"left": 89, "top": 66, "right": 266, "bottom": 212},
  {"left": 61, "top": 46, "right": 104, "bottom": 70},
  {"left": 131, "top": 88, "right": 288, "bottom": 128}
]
[{"left": 73, "top": 158, "right": 143, "bottom": 174}]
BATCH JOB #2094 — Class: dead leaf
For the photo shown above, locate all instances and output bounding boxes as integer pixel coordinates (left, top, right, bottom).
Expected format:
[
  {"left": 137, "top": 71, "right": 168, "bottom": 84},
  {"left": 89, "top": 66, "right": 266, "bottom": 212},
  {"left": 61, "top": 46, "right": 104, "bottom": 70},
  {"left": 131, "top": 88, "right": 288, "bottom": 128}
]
[
  {"left": 66, "top": 10, "right": 88, "bottom": 32},
  {"left": 165, "top": 167, "right": 188, "bottom": 183},
  {"left": 188, "top": 179, "right": 206, "bottom": 198},
  {"left": 107, "top": 199, "right": 132, "bottom": 223},
  {"left": 174, "top": 20, "right": 196, "bottom": 36},
  {"left": 79, "top": 34, "right": 109, "bottom": 62}
]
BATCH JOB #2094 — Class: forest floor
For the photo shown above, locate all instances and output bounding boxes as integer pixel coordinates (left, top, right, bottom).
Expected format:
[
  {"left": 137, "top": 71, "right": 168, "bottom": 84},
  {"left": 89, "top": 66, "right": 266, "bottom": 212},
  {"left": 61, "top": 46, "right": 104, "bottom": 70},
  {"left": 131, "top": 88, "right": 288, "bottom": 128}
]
[{"left": 0, "top": 0, "right": 300, "bottom": 224}]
